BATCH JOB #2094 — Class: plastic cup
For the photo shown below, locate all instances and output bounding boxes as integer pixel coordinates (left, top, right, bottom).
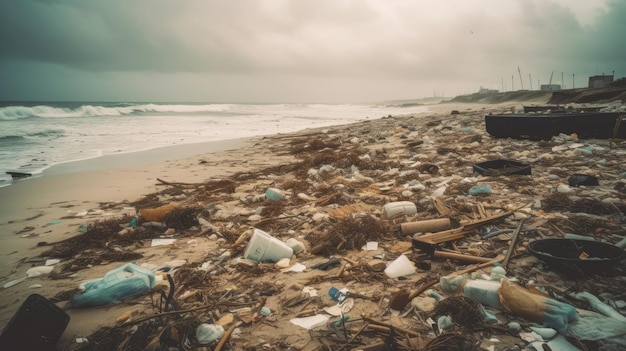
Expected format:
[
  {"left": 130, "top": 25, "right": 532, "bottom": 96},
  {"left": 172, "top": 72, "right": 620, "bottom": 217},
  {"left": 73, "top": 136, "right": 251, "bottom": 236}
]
[
  {"left": 384, "top": 254, "right": 416, "bottom": 278},
  {"left": 244, "top": 228, "right": 293, "bottom": 262}
]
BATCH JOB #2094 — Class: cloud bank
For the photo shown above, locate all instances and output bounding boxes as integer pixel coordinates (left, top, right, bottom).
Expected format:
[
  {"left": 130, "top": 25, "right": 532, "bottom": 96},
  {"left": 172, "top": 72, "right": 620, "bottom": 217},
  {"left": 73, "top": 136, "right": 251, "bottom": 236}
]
[{"left": 0, "top": 0, "right": 623, "bottom": 102}]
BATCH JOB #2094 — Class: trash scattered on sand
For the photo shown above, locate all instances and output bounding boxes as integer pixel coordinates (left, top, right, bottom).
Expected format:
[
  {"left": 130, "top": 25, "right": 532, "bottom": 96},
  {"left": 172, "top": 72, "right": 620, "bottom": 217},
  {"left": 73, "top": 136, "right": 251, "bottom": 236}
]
[{"left": 3, "top": 102, "right": 626, "bottom": 350}]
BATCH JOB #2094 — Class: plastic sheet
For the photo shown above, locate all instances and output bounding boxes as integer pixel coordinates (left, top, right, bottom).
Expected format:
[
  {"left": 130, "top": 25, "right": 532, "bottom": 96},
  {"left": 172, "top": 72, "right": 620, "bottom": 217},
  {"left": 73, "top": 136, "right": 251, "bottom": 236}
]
[{"left": 70, "top": 263, "right": 156, "bottom": 308}]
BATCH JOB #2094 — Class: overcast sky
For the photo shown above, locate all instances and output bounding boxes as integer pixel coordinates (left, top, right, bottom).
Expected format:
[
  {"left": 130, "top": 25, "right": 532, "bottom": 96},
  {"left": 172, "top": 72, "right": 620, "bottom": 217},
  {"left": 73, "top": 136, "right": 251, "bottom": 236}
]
[{"left": 1, "top": 0, "right": 624, "bottom": 103}]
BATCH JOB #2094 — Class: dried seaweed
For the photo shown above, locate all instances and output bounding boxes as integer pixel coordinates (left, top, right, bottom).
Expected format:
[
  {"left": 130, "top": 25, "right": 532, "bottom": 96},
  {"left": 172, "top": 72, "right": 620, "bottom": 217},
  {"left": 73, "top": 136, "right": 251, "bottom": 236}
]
[
  {"left": 307, "top": 214, "right": 387, "bottom": 256},
  {"left": 423, "top": 332, "right": 477, "bottom": 351},
  {"left": 172, "top": 266, "right": 213, "bottom": 293},
  {"left": 164, "top": 207, "right": 201, "bottom": 230},
  {"left": 289, "top": 137, "right": 342, "bottom": 154},
  {"left": 259, "top": 200, "right": 289, "bottom": 218},
  {"left": 444, "top": 180, "right": 474, "bottom": 196},
  {"left": 130, "top": 193, "right": 166, "bottom": 210},
  {"left": 302, "top": 150, "right": 344, "bottom": 168},
  {"left": 72, "top": 326, "right": 125, "bottom": 351},
  {"left": 543, "top": 192, "right": 624, "bottom": 215},
  {"left": 203, "top": 179, "right": 237, "bottom": 193},
  {"left": 42, "top": 217, "right": 129, "bottom": 258},
  {"left": 280, "top": 178, "right": 312, "bottom": 196},
  {"left": 430, "top": 296, "right": 485, "bottom": 328},
  {"left": 61, "top": 250, "right": 143, "bottom": 272}
]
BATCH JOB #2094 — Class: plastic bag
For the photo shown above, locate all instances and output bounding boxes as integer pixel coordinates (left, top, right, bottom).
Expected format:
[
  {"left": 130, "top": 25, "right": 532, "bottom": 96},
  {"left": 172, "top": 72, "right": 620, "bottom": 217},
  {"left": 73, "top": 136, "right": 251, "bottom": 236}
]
[{"left": 71, "top": 263, "right": 156, "bottom": 308}]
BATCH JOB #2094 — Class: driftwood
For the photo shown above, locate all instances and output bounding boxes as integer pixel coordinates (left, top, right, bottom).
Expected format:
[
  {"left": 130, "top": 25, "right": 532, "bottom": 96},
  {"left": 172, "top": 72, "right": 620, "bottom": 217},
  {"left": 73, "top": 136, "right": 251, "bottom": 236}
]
[
  {"left": 414, "top": 203, "right": 529, "bottom": 246},
  {"left": 156, "top": 178, "right": 199, "bottom": 187}
]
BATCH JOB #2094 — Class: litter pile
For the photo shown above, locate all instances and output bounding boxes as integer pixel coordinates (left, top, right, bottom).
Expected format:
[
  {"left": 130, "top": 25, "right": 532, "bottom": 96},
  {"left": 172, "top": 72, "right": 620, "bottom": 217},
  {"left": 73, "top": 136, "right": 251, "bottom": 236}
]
[{"left": 3, "top": 103, "right": 626, "bottom": 351}]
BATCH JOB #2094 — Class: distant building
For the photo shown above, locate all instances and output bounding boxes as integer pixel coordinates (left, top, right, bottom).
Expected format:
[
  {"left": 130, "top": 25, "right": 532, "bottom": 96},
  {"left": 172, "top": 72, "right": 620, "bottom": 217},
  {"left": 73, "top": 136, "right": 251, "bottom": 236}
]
[
  {"left": 588, "top": 74, "right": 614, "bottom": 88},
  {"left": 540, "top": 84, "right": 561, "bottom": 91},
  {"left": 478, "top": 87, "right": 498, "bottom": 94}
]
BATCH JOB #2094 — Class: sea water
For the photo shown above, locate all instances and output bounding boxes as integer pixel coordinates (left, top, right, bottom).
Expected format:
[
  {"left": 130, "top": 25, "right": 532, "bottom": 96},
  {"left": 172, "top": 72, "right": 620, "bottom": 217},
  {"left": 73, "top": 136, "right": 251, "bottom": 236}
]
[{"left": 0, "top": 101, "right": 428, "bottom": 186}]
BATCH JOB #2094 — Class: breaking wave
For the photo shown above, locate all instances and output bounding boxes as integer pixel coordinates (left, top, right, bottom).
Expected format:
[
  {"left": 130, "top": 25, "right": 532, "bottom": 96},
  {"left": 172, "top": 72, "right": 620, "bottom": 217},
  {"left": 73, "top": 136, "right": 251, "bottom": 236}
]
[
  {"left": 0, "top": 103, "right": 237, "bottom": 120},
  {"left": 0, "top": 102, "right": 398, "bottom": 120},
  {"left": 0, "top": 129, "right": 65, "bottom": 141}
]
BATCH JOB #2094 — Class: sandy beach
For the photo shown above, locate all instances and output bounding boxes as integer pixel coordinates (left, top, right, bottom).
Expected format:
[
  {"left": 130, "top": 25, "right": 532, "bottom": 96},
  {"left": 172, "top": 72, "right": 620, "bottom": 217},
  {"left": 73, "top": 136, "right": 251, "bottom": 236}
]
[
  {"left": 0, "top": 132, "right": 295, "bottom": 347},
  {"left": 1, "top": 101, "right": 625, "bottom": 351},
  {"left": 0, "top": 138, "right": 255, "bottom": 272}
]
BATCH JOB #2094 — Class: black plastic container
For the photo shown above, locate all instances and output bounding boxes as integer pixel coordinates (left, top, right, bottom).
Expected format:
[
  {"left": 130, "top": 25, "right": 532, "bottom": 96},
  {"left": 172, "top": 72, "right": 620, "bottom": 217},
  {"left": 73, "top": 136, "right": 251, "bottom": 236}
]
[
  {"left": 528, "top": 239, "right": 625, "bottom": 275},
  {"left": 485, "top": 112, "right": 626, "bottom": 140},
  {"left": 568, "top": 174, "right": 599, "bottom": 187},
  {"left": 0, "top": 294, "right": 70, "bottom": 351}
]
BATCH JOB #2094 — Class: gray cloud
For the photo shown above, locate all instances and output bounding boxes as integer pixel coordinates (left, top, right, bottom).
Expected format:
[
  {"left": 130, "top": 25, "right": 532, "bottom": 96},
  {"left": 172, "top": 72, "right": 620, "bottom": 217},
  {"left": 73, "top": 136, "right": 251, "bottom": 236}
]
[{"left": 0, "top": 0, "right": 623, "bottom": 102}]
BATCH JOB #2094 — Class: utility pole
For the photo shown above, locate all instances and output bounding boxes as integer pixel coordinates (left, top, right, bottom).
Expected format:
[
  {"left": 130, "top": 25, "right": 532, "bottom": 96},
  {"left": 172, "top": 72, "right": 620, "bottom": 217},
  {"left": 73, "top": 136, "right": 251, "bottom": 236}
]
[
  {"left": 561, "top": 72, "right": 564, "bottom": 89},
  {"left": 518, "top": 66, "right": 524, "bottom": 90},
  {"left": 529, "top": 74, "right": 533, "bottom": 90},
  {"left": 572, "top": 74, "right": 575, "bottom": 89}
]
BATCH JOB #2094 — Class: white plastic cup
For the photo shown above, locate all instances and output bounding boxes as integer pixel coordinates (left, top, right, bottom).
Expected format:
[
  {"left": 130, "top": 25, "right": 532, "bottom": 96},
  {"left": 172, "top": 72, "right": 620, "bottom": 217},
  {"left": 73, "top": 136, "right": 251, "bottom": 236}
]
[
  {"left": 244, "top": 228, "right": 294, "bottom": 262},
  {"left": 383, "top": 201, "right": 417, "bottom": 219},
  {"left": 384, "top": 254, "right": 416, "bottom": 278}
]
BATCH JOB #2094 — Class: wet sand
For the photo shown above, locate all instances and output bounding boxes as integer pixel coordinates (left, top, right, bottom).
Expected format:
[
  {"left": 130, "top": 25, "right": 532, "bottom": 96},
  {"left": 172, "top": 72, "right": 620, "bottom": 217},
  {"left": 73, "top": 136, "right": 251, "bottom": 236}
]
[{"left": 0, "top": 138, "right": 256, "bottom": 276}]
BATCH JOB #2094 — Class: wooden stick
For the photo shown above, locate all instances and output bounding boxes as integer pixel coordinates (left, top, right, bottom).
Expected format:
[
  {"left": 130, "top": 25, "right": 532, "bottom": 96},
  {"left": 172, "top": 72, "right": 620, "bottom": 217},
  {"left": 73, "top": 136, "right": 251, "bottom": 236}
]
[
  {"left": 214, "top": 322, "right": 241, "bottom": 351},
  {"left": 433, "top": 250, "right": 494, "bottom": 263},
  {"left": 336, "top": 262, "right": 346, "bottom": 278},
  {"left": 415, "top": 203, "right": 529, "bottom": 246},
  {"left": 454, "top": 255, "right": 504, "bottom": 276},
  {"left": 502, "top": 219, "right": 525, "bottom": 270},
  {"left": 337, "top": 322, "right": 369, "bottom": 351},
  {"left": 342, "top": 256, "right": 359, "bottom": 266},
  {"left": 156, "top": 178, "right": 198, "bottom": 187},
  {"left": 361, "top": 315, "right": 426, "bottom": 338},
  {"left": 120, "top": 303, "right": 216, "bottom": 327},
  {"left": 407, "top": 279, "right": 439, "bottom": 300}
]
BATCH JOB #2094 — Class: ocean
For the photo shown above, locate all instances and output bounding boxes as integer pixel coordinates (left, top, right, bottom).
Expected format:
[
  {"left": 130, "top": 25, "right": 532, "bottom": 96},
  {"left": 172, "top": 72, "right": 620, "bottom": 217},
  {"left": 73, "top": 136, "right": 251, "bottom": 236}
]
[{"left": 0, "top": 101, "right": 429, "bottom": 186}]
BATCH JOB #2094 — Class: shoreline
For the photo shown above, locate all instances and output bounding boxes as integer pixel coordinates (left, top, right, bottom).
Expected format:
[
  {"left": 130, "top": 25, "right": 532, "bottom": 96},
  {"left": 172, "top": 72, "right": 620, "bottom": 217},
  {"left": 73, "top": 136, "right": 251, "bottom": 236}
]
[
  {"left": 0, "top": 101, "right": 430, "bottom": 187},
  {"left": 0, "top": 137, "right": 257, "bottom": 277}
]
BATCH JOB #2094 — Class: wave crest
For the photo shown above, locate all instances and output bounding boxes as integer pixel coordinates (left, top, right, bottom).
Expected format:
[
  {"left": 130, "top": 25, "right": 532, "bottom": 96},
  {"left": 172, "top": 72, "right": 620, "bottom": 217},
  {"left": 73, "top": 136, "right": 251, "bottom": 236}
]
[
  {"left": 0, "top": 103, "right": 235, "bottom": 119},
  {"left": 0, "top": 128, "right": 65, "bottom": 140}
]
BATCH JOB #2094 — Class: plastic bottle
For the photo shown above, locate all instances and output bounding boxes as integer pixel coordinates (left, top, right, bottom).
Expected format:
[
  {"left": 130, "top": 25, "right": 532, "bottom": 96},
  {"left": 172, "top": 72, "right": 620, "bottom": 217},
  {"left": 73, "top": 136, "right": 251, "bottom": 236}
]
[
  {"left": 196, "top": 323, "right": 225, "bottom": 344},
  {"left": 462, "top": 279, "right": 503, "bottom": 309},
  {"left": 382, "top": 201, "right": 417, "bottom": 218},
  {"left": 70, "top": 263, "right": 156, "bottom": 308},
  {"left": 468, "top": 184, "right": 492, "bottom": 196}
]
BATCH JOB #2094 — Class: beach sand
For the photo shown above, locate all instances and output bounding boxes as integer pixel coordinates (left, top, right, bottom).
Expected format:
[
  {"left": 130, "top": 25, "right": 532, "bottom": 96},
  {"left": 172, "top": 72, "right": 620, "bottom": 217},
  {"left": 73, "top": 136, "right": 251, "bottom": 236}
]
[
  {"left": 0, "top": 136, "right": 287, "bottom": 342},
  {"left": 5, "top": 99, "right": 621, "bottom": 350},
  {"left": 0, "top": 138, "right": 256, "bottom": 272}
]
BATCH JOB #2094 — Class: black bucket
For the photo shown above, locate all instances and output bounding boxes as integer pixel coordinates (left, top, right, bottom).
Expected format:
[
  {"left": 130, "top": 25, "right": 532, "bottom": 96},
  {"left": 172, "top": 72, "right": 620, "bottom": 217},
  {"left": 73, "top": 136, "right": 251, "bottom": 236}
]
[{"left": 528, "top": 239, "right": 625, "bottom": 276}]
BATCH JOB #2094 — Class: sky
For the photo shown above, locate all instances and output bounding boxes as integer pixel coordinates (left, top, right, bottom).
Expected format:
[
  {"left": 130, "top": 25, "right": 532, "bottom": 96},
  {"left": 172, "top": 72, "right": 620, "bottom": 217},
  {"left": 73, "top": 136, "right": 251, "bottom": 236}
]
[{"left": 0, "top": 0, "right": 624, "bottom": 103}]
